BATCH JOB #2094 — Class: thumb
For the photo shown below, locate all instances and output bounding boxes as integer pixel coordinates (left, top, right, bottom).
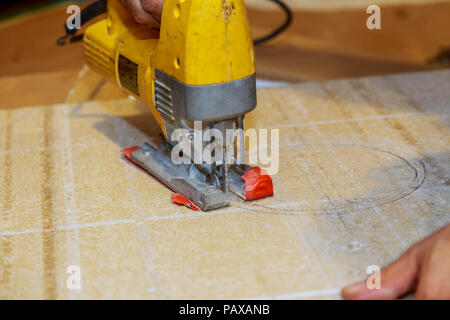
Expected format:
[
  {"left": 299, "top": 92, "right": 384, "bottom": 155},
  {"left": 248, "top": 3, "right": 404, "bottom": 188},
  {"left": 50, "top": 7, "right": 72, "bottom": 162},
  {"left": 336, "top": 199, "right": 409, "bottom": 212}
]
[
  {"left": 141, "top": 0, "right": 164, "bottom": 19},
  {"left": 342, "top": 246, "right": 421, "bottom": 299}
]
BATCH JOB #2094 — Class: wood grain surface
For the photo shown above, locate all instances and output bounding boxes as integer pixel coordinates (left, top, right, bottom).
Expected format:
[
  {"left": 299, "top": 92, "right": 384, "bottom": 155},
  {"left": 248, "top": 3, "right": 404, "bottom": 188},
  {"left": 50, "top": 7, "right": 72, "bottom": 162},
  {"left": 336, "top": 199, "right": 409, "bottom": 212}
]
[{"left": 0, "top": 69, "right": 448, "bottom": 299}]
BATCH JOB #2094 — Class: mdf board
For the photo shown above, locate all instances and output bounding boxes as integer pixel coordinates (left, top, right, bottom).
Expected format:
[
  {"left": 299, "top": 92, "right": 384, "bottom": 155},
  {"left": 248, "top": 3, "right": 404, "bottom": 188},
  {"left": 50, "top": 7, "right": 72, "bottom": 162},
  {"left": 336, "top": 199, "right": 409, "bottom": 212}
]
[{"left": 0, "top": 70, "right": 449, "bottom": 299}]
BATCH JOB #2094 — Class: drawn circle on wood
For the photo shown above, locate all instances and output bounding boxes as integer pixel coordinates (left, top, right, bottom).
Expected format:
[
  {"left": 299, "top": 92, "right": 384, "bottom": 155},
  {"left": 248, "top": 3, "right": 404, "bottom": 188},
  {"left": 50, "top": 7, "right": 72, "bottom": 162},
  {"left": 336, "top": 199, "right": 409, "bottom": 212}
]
[{"left": 234, "top": 143, "right": 426, "bottom": 216}]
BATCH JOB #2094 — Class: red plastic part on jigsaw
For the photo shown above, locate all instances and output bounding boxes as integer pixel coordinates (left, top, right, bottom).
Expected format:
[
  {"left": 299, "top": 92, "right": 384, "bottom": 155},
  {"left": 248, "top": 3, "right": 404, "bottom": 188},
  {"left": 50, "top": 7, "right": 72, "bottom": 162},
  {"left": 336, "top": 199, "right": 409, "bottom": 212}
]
[
  {"left": 242, "top": 167, "right": 274, "bottom": 200},
  {"left": 121, "top": 147, "right": 273, "bottom": 211},
  {"left": 121, "top": 146, "right": 140, "bottom": 159},
  {"left": 171, "top": 194, "right": 201, "bottom": 211}
]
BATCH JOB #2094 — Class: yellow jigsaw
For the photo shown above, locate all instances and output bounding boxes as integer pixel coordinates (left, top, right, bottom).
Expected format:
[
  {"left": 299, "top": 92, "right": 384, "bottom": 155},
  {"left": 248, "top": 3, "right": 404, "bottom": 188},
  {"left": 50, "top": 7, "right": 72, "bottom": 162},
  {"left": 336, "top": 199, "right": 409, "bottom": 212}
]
[{"left": 57, "top": 0, "right": 292, "bottom": 210}]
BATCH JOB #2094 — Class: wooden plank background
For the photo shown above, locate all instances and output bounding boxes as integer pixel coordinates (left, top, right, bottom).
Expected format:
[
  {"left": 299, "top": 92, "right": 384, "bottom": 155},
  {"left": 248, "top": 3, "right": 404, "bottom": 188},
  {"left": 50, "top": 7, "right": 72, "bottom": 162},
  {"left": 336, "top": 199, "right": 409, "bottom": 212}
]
[
  {"left": 246, "top": 0, "right": 447, "bottom": 10},
  {"left": 0, "top": 68, "right": 448, "bottom": 299},
  {"left": 1, "top": 1, "right": 450, "bottom": 109}
]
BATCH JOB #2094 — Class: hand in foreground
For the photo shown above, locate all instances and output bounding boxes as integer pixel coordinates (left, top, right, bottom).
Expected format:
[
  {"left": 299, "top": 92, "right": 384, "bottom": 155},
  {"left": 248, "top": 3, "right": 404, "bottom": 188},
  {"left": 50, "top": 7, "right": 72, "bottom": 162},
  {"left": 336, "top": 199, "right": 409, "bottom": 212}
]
[
  {"left": 120, "top": 0, "right": 164, "bottom": 28},
  {"left": 342, "top": 223, "right": 450, "bottom": 300}
]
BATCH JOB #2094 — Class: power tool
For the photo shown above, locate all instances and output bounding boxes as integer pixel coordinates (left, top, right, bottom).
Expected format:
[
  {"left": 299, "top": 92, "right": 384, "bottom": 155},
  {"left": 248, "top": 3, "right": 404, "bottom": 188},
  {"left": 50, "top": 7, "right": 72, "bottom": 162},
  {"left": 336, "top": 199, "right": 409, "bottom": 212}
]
[{"left": 57, "top": 0, "right": 291, "bottom": 210}]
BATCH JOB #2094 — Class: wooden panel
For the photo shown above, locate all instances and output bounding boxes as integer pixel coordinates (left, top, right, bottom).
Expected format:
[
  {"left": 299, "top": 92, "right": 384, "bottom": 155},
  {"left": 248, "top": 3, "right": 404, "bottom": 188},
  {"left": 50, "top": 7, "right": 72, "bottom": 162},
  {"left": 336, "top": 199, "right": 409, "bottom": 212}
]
[
  {"left": 0, "top": 70, "right": 78, "bottom": 110},
  {"left": 0, "top": 69, "right": 448, "bottom": 299},
  {"left": 1, "top": 2, "right": 449, "bottom": 82},
  {"left": 246, "top": 0, "right": 447, "bottom": 10},
  {"left": 248, "top": 1, "right": 450, "bottom": 80}
]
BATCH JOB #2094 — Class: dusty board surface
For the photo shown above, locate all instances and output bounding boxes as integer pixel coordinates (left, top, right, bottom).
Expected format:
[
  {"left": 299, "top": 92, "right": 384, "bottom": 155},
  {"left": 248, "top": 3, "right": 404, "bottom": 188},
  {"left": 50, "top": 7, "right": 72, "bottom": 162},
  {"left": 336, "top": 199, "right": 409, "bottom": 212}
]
[{"left": 0, "top": 70, "right": 449, "bottom": 299}]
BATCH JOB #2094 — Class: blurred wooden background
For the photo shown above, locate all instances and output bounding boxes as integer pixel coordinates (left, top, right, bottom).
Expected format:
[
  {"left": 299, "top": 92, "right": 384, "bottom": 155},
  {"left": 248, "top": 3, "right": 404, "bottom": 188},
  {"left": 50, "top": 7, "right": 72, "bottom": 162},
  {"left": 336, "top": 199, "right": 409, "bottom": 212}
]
[
  {"left": 0, "top": 1, "right": 449, "bottom": 299},
  {"left": 0, "top": 0, "right": 449, "bottom": 109}
]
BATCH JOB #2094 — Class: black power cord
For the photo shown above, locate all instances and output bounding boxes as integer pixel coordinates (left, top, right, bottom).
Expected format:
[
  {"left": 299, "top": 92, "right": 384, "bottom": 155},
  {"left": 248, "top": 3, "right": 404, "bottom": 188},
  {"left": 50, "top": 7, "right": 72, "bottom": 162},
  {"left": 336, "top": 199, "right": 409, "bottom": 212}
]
[
  {"left": 58, "top": 0, "right": 292, "bottom": 46},
  {"left": 253, "top": 0, "right": 293, "bottom": 46},
  {"left": 57, "top": 0, "right": 107, "bottom": 45}
]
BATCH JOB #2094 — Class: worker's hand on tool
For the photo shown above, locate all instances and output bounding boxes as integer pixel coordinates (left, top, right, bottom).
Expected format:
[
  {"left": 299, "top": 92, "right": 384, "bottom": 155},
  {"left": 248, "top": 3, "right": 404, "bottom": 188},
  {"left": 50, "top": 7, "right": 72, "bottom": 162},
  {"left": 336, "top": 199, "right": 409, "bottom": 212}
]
[
  {"left": 341, "top": 223, "right": 450, "bottom": 300},
  {"left": 120, "top": 0, "right": 164, "bottom": 27}
]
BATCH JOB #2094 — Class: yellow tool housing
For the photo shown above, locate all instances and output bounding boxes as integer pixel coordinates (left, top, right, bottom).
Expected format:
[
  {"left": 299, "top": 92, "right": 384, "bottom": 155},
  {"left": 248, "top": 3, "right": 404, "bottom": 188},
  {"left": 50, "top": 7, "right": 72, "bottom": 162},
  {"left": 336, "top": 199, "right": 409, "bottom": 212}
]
[{"left": 83, "top": 0, "right": 256, "bottom": 137}]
